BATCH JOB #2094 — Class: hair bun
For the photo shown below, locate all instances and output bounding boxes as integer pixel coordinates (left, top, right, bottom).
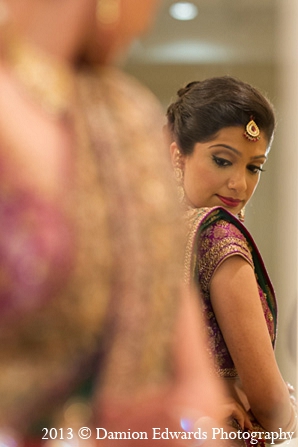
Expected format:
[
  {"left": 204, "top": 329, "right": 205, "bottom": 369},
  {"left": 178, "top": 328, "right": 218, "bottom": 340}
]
[{"left": 178, "top": 81, "right": 200, "bottom": 98}]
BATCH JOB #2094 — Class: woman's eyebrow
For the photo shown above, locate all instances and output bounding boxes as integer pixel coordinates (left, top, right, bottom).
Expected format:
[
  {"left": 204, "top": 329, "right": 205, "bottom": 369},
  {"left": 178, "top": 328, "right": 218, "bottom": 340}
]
[
  {"left": 251, "top": 154, "right": 267, "bottom": 160},
  {"left": 209, "top": 144, "right": 241, "bottom": 156},
  {"left": 209, "top": 144, "right": 267, "bottom": 160}
]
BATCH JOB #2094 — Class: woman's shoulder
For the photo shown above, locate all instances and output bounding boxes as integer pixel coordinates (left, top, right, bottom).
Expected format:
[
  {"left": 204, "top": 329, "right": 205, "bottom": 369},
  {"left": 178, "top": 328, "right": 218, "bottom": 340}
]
[
  {"left": 184, "top": 206, "right": 257, "bottom": 248},
  {"left": 184, "top": 206, "right": 253, "bottom": 284},
  {"left": 184, "top": 206, "right": 276, "bottom": 313},
  {"left": 184, "top": 206, "right": 250, "bottom": 244},
  {"left": 197, "top": 208, "right": 254, "bottom": 287}
]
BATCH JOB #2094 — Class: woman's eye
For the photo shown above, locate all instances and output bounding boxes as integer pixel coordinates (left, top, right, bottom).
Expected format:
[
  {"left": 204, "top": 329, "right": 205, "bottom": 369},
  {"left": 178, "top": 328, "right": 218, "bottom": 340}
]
[
  {"left": 212, "top": 155, "right": 231, "bottom": 167},
  {"left": 248, "top": 165, "right": 265, "bottom": 174}
]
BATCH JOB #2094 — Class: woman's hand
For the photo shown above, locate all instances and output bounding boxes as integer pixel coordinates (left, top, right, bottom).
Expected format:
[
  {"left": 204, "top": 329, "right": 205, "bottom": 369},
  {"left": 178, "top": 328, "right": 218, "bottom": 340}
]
[{"left": 222, "top": 399, "right": 253, "bottom": 431}]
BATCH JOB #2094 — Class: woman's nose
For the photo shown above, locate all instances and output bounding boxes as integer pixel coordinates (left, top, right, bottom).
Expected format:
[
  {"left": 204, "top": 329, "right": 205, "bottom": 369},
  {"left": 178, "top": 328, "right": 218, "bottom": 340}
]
[{"left": 228, "top": 172, "right": 247, "bottom": 193}]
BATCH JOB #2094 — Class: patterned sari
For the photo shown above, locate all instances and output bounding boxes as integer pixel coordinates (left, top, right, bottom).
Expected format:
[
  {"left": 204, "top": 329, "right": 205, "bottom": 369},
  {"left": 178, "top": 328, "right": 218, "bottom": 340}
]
[{"left": 184, "top": 206, "right": 277, "bottom": 447}]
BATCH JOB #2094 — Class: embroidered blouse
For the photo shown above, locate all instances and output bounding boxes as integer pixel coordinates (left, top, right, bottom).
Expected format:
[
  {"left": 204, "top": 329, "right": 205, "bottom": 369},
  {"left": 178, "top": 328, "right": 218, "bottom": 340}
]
[{"left": 184, "top": 207, "right": 277, "bottom": 378}]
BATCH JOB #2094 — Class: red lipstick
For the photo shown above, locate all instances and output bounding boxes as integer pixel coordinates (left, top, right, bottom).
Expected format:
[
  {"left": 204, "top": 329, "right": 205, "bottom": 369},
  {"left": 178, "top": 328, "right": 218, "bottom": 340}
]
[{"left": 217, "top": 195, "right": 242, "bottom": 208}]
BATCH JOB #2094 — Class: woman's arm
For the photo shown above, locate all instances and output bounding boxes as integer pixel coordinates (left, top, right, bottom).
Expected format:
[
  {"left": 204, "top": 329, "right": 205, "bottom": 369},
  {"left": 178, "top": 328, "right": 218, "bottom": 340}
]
[
  {"left": 210, "top": 254, "right": 293, "bottom": 432},
  {"left": 169, "top": 286, "right": 252, "bottom": 428}
]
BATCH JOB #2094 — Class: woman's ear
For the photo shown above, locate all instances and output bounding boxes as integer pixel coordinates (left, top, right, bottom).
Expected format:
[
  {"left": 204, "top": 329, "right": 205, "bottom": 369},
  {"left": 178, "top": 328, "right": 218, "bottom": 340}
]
[{"left": 170, "top": 142, "right": 184, "bottom": 170}]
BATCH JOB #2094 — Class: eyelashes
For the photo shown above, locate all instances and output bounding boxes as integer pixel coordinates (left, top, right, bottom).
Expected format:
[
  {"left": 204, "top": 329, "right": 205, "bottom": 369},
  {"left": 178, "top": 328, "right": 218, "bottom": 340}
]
[
  {"left": 247, "top": 165, "right": 265, "bottom": 174},
  {"left": 212, "top": 155, "right": 231, "bottom": 167},
  {"left": 212, "top": 156, "right": 265, "bottom": 174}
]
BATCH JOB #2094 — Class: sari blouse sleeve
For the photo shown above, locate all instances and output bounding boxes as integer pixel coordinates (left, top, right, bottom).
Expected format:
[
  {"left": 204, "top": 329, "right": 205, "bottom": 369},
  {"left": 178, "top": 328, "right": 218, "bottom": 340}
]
[
  {"left": 197, "top": 218, "right": 254, "bottom": 293},
  {"left": 194, "top": 215, "right": 275, "bottom": 377}
]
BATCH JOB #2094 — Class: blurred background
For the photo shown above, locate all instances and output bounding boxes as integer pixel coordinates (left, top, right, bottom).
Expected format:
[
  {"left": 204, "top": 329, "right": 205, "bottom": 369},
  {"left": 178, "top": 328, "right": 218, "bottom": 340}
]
[{"left": 122, "top": 0, "right": 297, "bottom": 388}]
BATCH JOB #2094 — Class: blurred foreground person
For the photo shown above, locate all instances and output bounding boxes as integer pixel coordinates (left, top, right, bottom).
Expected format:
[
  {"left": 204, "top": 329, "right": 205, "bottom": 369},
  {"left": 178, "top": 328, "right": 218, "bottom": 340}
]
[{"left": 0, "top": 1, "right": 236, "bottom": 446}]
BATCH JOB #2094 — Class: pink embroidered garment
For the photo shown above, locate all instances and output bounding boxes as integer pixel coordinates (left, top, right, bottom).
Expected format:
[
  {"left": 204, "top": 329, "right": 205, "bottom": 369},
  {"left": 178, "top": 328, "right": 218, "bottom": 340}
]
[{"left": 184, "top": 206, "right": 277, "bottom": 446}]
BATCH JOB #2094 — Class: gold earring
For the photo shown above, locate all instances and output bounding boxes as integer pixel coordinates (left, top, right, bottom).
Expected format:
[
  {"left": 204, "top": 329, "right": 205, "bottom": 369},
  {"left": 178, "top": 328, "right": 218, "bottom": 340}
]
[
  {"left": 96, "top": 0, "right": 120, "bottom": 26},
  {"left": 173, "top": 150, "right": 185, "bottom": 203},
  {"left": 238, "top": 207, "right": 245, "bottom": 223}
]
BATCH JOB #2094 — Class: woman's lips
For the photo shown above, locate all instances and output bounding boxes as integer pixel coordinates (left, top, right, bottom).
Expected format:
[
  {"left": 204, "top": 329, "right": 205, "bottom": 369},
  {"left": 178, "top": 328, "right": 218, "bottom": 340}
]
[{"left": 217, "top": 195, "right": 242, "bottom": 208}]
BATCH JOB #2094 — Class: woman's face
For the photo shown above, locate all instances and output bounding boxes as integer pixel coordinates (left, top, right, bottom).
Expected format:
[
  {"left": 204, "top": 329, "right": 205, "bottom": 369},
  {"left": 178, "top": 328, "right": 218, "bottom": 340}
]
[{"left": 171, "top": 126, "right": 269, "bottom": 215}]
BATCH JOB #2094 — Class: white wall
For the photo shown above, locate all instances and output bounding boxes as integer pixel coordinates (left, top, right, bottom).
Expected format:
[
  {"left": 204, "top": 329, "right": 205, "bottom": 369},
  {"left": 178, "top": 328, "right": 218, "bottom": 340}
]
[{"left": 273, "top": 0, "right": 298, "bottom": 391}]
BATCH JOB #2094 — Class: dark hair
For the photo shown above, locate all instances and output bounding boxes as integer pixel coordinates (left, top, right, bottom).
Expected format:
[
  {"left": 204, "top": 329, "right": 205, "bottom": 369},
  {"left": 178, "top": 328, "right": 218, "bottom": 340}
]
[{"left": 166, "top": 76, "right": 276, "bottom": 155}]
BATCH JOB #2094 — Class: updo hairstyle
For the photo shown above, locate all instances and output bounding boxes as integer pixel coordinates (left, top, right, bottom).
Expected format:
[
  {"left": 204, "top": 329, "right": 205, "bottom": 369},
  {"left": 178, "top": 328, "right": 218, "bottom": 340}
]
[{"left": 166, "top": 76, "right": 276, "bottom": 155}]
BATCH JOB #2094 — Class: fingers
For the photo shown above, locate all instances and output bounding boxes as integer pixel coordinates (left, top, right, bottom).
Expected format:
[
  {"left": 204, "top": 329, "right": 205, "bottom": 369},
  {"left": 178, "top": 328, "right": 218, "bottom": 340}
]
[{"left": 230, "top": 405, "right": 253, "bottom": 431}]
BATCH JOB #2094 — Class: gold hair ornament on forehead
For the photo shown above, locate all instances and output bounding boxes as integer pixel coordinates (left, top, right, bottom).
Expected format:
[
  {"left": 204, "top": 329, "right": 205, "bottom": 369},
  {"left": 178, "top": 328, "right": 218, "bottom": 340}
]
[{"left": 244, "top": 117, "right": 260, "bottom": 142}]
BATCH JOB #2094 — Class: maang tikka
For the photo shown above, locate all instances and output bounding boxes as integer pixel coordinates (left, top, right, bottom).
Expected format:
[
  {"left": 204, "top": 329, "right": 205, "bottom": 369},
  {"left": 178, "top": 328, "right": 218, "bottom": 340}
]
[{"left": 244, "top": 116, "right": 260, "bottom": 142}]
